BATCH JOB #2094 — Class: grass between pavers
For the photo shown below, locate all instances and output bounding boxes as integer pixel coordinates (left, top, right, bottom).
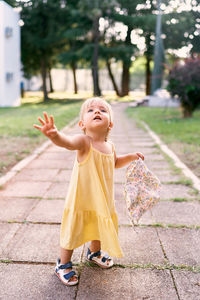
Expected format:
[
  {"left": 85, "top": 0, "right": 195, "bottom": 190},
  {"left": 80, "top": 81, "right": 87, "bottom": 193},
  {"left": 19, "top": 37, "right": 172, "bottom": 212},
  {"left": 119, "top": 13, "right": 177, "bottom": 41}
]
[
  {"left": 112, "top": 263, "right": 200, "bottom": 273},
  {"left": 164, "top": 179, "right": 193, "bottom": 186},
  {"left": 1, "top": 259, "right": 199, "bottom": 273},
  {"left": 172, "top": 198, "right": 192, "bottom": 202},
  {"left": 120, "top": 223, "right": 200, "bottom": 230},
  {"left": 3, "top": 221, "right": 200, "bottom": 230},
  {"left": 126, "top": 107, "right": 200, "bottom": 179},
  {"left": 0, "top": 94, "right": 82, "bottom": 177}
]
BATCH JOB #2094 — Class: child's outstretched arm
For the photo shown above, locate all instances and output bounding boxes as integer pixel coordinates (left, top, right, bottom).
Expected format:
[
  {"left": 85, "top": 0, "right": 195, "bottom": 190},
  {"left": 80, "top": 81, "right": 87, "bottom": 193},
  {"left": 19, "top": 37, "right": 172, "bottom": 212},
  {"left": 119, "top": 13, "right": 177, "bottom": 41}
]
[
  {"left": 114, "top": 152, "right": 144, "bottom": 169},
  {"left": 33, "top": 112, "right": 85, "bottom": 150}
]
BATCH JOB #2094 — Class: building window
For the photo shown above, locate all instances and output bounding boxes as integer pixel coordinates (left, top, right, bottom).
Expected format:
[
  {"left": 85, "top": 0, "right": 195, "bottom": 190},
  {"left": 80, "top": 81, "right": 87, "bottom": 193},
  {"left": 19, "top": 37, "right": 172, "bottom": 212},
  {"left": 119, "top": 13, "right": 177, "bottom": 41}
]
[
  {"left": 5, "top": 27, "right": 13, "bottom": 38},
  {"left": 6, "top": 73, "right": 14, "bottom": 82}
]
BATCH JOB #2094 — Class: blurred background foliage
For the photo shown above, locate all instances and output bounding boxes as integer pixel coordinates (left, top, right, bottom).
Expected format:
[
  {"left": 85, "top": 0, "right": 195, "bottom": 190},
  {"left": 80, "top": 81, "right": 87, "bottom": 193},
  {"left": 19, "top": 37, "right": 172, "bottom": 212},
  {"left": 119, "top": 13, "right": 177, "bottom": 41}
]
[{"left": 5, "top": 0, "right": 200, "bottom": 101}]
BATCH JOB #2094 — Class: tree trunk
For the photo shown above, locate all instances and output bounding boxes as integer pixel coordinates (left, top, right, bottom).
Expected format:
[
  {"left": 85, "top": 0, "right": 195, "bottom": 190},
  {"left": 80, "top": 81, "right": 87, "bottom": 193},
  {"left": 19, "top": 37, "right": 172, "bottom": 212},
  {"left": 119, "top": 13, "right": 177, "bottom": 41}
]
[
  {"left": 145, "top": 34, "right": 153, "bottom": 95},
  {"left": 92, "top": 16, "right": 101, "bottom": 96},
  {"left": 48, "top": 68, "right": 54, "bottom": 93},
  {"left": 121, "top": 61, "right": 130, "bottom": 96},
  {"left": 121, "top": 27, "right": 132, "bottom": 97},
  {"left": 71, "top": 62, "right": 78, "bottom": 94},
  {"left": 106, "top": 59, "right": 121, "bottom": 96},
  {"left": 40, "top": 58, "right": 49, "bottom": 101},
  {"left": 182, "top": 106, "right": 193, "bottom": 118},
  {"left": 145, "top": 54, "right": 151, "bottom": 95}
]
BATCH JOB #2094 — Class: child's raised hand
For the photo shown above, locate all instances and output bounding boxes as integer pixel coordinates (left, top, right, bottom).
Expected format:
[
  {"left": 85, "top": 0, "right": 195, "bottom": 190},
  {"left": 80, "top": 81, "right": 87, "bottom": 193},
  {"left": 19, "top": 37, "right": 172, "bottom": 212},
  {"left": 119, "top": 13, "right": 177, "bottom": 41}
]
[
  {"left": 135, "top": 152, "right": 144, "bottom": 160},
  {"left": 33, "top": 112, "right": 58, "bottom": 138},
  {"left": 132, "top": 152, "right": 144, "bottom": 161}
]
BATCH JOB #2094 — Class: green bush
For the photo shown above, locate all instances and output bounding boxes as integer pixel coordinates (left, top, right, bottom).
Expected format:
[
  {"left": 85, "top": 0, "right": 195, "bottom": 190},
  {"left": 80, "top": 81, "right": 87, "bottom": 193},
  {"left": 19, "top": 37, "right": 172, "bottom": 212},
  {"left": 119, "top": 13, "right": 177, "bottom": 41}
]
[{"left": 167, "top": 57, "right": 200, "bottom": 117}]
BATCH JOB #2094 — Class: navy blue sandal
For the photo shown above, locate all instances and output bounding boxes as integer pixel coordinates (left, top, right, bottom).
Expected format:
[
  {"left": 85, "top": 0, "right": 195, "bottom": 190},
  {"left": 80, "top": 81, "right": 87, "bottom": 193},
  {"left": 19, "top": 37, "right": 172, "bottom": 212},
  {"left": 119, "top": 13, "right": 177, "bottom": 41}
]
[
  {"left": 55, "top": 258, "right": 78, "bottom": 286},
  {"left": 86, "top": 248, "right": 113, "bottom": 268}
]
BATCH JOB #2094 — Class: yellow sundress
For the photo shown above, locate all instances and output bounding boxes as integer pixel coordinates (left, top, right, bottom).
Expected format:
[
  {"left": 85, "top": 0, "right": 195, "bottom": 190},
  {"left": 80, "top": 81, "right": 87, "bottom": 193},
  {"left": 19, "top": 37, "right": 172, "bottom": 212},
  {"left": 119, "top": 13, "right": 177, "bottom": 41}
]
[{"left": 60, "top": 141, "right": 124, "bottom": 258}]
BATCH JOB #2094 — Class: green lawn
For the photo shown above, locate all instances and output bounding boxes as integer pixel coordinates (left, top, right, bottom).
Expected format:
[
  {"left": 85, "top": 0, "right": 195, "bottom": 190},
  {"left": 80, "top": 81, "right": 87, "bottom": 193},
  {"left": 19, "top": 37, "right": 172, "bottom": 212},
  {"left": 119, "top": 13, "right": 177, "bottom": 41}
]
[
  {"left": 0, "top": 95, "right": 82, "bottom": 176},
  {"left": 0, "top": 99, "right": 82, "bottom": 137},
  {"left": 126, "top": 106, "right": 200, "bottom": 177}
]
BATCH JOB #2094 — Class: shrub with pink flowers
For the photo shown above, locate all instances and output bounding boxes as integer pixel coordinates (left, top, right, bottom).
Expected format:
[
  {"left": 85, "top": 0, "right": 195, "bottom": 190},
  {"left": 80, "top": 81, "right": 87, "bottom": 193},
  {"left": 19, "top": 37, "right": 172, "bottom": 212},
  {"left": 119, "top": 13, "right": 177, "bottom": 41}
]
[{"left": 167, "top": 57, "right": 200, "bottom": 117}]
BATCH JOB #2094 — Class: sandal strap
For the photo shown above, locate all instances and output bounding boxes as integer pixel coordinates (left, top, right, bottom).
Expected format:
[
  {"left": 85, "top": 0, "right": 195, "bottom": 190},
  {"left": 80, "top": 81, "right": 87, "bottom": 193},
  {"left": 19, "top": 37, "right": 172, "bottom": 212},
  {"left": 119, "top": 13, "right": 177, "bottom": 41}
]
[
  {"left": 63, "top": 270, "right": 76, "bottom": 280},
  {"left": 101, "top": 253, "right": 111, "bottom": 263},
  {"left": 59, "top": 261, "right": 72, "bottom": 270},
  {"left": 87, "top": 248, "right": 101, "bottom": 260},
  {"left": 87, "top": 248, "right": 111, "bottom": 262}
]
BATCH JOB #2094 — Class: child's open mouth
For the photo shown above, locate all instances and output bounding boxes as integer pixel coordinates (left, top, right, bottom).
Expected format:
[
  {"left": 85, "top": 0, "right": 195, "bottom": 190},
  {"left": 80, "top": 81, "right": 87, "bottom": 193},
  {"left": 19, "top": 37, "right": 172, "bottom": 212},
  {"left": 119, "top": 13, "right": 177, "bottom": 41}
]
[{"left": 93, "top": 116, "right": 102, "bottom": 120}]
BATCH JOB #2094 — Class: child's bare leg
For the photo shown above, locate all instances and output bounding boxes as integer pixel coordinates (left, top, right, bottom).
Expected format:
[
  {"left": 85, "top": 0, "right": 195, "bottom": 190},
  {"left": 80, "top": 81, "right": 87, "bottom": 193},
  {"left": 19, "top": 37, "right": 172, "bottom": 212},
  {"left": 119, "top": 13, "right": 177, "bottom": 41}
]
[
  {"left": 90, "top": 240, "right": 110, "bottom": 265},
  {"left": 60, "top": 247, "right": 77, "bottom": 282},
  {"left": 90, "top": 240, "right": 101, "bottom": 252},
  {"left": 60, "top": 247, "right": 73, "bottom": 264}
]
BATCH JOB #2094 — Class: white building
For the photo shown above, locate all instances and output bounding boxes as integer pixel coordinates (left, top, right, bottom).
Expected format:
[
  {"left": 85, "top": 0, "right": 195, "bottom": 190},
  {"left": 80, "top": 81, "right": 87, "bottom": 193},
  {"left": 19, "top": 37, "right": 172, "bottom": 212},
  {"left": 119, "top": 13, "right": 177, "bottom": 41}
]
[{"left": 0, "top": 1, "right": 20, "bottom": 107}]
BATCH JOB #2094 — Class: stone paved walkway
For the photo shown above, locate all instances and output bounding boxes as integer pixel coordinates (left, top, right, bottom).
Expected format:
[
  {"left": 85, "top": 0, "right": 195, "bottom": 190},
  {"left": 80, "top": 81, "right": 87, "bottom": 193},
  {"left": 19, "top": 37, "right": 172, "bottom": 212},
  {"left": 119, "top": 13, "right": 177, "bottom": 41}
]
[{"left": 0, "top": 102, "right": 200, "bottom": 300}]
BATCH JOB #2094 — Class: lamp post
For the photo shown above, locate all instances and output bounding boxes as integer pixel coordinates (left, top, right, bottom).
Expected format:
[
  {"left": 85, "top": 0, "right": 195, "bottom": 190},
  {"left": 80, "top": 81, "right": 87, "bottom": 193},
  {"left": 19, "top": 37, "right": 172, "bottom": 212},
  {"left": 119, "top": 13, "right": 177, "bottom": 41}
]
[{"left": 151, "top": 0, "right": 164, "bottom": 95}]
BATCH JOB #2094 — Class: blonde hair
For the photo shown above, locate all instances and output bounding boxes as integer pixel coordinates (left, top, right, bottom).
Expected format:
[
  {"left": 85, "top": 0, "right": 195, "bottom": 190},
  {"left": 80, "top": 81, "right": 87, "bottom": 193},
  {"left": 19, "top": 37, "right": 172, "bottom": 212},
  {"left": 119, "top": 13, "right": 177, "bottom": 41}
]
[{"left": 79, "top": 97, "right": 113, "bottom": 141}]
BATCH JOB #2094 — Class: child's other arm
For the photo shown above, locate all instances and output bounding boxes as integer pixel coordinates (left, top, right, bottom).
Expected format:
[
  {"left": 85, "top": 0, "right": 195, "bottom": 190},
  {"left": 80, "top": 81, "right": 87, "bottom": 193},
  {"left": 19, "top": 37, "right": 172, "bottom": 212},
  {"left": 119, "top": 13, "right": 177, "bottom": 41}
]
[
  {"left": 33, "top": 112, "right": 85, "bottom": 150},
  {"left": 114, "top": 152, "right": 144, "bottom": 169}
]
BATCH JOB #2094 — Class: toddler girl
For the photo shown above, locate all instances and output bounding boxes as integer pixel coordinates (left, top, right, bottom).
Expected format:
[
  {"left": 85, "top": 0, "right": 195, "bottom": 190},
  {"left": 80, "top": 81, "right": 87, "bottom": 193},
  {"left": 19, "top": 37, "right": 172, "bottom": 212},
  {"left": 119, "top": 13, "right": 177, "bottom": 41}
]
[{"left": 33, "top": 97, "right": 144, "bottom": 286}]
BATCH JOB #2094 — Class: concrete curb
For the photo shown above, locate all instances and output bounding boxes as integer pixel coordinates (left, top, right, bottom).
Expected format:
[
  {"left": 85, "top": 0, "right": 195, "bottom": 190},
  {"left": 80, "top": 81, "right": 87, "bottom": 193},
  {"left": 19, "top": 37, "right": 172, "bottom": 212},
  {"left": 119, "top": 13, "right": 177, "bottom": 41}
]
[
  {"left": 141, "top": 121, "right": 200, "bottom": 193},
  {"left": 0, "top": 117, "right": 79, "bottom": 187}
]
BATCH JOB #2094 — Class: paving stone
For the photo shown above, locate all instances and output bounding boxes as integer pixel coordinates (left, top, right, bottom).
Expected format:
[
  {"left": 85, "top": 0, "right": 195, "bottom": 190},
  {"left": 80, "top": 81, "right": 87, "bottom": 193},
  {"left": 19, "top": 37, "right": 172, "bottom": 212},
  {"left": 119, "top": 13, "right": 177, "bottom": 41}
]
[
  {"left": 115, "top": 183, "right": 125, "bottom": 200},
  {"left": 115, "top": 149, "right": 130, "bottom": 155},
  {"left": 157, "top": 173, "right": 182, "bottom": 183},
  {"left": 111, "top": 139, "right": 130, "bottom": 145},
  {"left": 116, "top": 147, "right": 157, "bottom": 155},
  {"left": 46, "top": 145, "right": 70, "bottom": 153},
  {"left": 54, "top": 170, "right": 73, "bottom": 182},
  {"left": 13, "top": 168, "right": 59, "bottom": 182},
  {"left": 115, "top": 142, "right": 132, "bottom": 148},
  {"left": 145, "top": 160, "right": 172, "bottom": 170},
  {"left": 83, "top": 226, "right": 165, "bottom": 265},
  {"left": 129, "top": 137, "right": 154, "bottom": 143},
  {"left": 115, "top": 198, "right": 130, "bottom": 225},
  {"left": 127, "top": 131, "right": 151, "bottom": 137},
  {"left": 0, "top": 181, "right": 52, "bottom": 198},
  {"left": 43, "top": 182, "right": 68, "bottom": 199},
  {"left": 172, "top": 270, "right": 200, "bottom": 300},
  {"left": 0, "top": 223, "right": 21, "bottom": 257},
  {"left": 0, "top": 263, "right": 78, "bottom": 300},
  {"left": 161, "top": 184, "right": 196, "bottom": 200},
  {"left": 157, "top": 227, "right": 200, "bottom": 266},
  {"left": 151, "top": 201, "right": 200, "bottom": 226},
  {"left": 4, "top": 223, "right": 82, "bottom": 263},
  {"left": 153, "top": 169, "right": 177, "bottom": 176},
  {"left": 111, "top": 138, "right": 130, "bottom": 143},
  {"left": 114, "top": 169, "right": 126, "bottom": 183},
  {"left": 0, "top": 197, "right": 38, "bottom": 222},
  {"left": 144, "top": 153, "right": 166, "bottom": 161},
  {"left": 132, "top": 141, "right": 156, "bottom": 148},
  {"left": 135, "top": 147, "right": 160, "bottom": 155},
  {"left": 27, "top": 199, "right": 64, "bottom": 223},
  {"left": 76, "top": 267, "right": 178, "bottom": 300},
  {"left": 117, "top": 226, "right": 165, "bottom": 265},
  {"left": 128, "top": 134, "right": 153, "bottom": 140},
  {"left": 152, "top": 169, "right": 183, "bottom": 183},
  {"left": 26, "top": 159, "right": 74, "bottom": 169},
  {"left": 38, "top": 152, "right": 72, "bottom": 160}
]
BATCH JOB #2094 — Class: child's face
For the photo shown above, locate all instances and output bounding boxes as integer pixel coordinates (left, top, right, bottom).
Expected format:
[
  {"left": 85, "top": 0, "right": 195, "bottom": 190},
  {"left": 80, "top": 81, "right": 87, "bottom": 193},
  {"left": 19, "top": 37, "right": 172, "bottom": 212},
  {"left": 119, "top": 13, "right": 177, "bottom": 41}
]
[{"left": 79, "top": 100, "right": 113, "bottom": 136}]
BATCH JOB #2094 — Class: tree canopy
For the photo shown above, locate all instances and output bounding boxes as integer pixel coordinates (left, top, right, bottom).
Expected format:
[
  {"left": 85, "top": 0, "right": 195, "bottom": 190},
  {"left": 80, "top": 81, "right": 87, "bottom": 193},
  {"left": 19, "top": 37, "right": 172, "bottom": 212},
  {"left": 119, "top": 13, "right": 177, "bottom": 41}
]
[{"left": 12, "top": 0, "right": 200, "bottom": 100}]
